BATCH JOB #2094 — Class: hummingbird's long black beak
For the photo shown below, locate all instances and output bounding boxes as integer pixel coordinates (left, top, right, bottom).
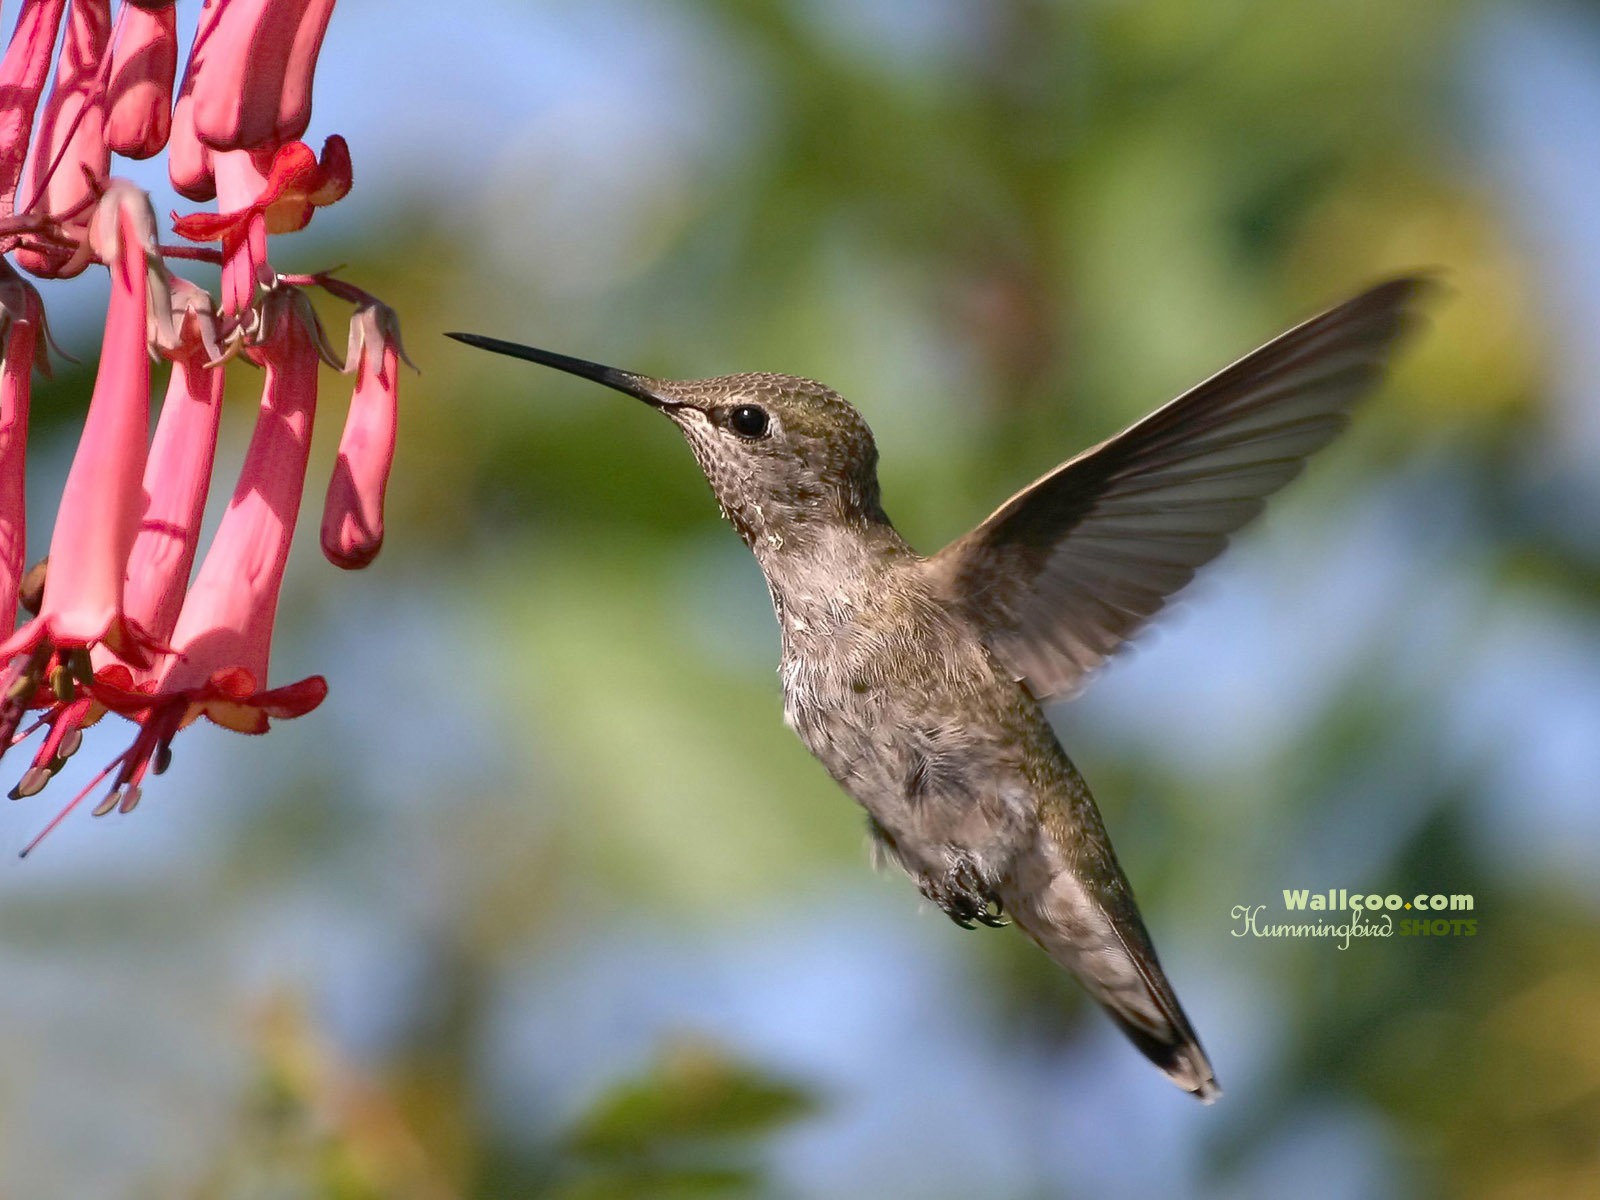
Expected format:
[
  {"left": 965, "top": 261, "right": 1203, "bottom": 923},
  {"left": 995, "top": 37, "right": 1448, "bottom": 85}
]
[{"left": 445, "top": 332, "right": 677, "bottom": 408}]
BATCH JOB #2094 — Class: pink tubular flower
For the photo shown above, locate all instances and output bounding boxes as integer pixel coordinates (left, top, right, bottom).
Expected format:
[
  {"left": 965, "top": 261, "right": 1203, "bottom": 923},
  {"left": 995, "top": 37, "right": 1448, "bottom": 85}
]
[
  {"left": 119, "top": 278, "right": 224, "bottom": 644},
  {"left": 1, "top": 183, "right": 166, "bottom": 667},
  {"left": 192, "top": 0, "right": 335, "bottom": 152},
  {"left": 323, "top": 300, "right": 406, "bottom": 569},
  {"left": 273, "top": 0, "right": 336, "bottom": 146},
  {"left": 0, "top": 263, "right": 47, "bottom": 623},
  {"left": 0, "top": 0, "right": 68, "bottom": 218},
  {"left": 166, "top": 0, "right": 229, "bottom": 201},
  {"left": 104, "top": 1, "right": 178, "bottom": 159},
  {"left": 0, "top": 267, "right": 48, "bottom": 763},
  {"left": 160, "top": 286, "right": 325, "bottom": 711},
  {"left": 21, "top": 287, "right": 333, "bottom": 846},
  {"left": 14, "top": 0, "right": 112, "bottom": 279},
  {"left": 0, "top": 0, "right": 405, "bottom": 848}
]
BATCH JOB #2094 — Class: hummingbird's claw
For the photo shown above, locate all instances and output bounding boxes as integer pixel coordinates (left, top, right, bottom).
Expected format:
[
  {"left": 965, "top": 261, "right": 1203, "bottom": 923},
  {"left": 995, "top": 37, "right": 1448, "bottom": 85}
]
[
  {"left": 976, "top": 905, "right": 1010, "bottom": 929},
  {"left": 926, "top": 858, "right": 1004, "bottom": 930}
]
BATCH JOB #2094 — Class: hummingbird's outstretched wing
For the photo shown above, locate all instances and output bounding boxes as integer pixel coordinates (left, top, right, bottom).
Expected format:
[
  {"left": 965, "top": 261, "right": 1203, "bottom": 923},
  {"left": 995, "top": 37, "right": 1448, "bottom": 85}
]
[{"left": 929, "top": 276, "right": 1430, "bottom": 702}]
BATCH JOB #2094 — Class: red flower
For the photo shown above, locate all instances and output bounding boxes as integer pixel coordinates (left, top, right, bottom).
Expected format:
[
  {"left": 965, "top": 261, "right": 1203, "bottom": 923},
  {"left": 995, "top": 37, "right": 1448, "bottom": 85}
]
[
  {"left": 104, "top": 1, "right": 178, "bottom": 160},
  {"left": 13, "top": 0, "right": 110, "bottom": 279},
  {"left": 323, "top": 300, "right": 407, "bottom": 569},
  {"left": 19, "top": 288, "right": 335, "bottom": 853},
  {"left": 0, "top": 262, "right": 46, "bottom": 623},
  {"left": 0, "top": 0, "right": 68, "bottom": 218},
  {"left": 173, "top": 135, "right": 351, "bottom": 314},
  {"left": 191, "top": 0, "right": 336, "bottom": 153},
  {"left": 0, "top": 184, "right": 166, "bottom": 668},
  {"left": 158, "top": 287, "right": 328, "bottom": 711},
  {"left": 120, "top": 278, "right": 225, "bottom": 645},
  {"left": 0, "top": 0, "right": 403, "bottom": 848}
]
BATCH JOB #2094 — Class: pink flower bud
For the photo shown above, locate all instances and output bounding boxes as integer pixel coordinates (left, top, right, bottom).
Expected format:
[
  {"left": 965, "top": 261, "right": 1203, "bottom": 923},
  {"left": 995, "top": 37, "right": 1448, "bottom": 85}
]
[
  {"left": 192, "top": 0, "right": 315, "bottom": 153},
  {"left": 322, "top": 301, "right": 405, "bottom": 569},
  {"left": 105, "top": 1, "right": 178, "bottom": 159},
  {"left": 273, "top": 0, "right": 334, "bottom": 145},
  {"left": 167, "top": 91, "right": 217, "bottom": 200},
  {"left": 167, "top": 0, "right": 229, "bottom": 200}
]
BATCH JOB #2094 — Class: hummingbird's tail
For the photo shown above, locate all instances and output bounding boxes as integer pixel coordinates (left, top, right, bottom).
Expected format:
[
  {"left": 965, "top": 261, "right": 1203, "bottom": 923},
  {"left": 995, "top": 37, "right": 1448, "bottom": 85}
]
[{"left": 999, "top": 823, "right": 1221, "bottom": 1103}]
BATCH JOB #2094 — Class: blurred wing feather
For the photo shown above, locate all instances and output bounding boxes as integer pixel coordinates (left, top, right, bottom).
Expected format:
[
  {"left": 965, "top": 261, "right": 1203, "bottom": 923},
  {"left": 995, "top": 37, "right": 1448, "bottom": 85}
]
[{"left": 930, "top": 276, "right": 1430, "bottom": 701}]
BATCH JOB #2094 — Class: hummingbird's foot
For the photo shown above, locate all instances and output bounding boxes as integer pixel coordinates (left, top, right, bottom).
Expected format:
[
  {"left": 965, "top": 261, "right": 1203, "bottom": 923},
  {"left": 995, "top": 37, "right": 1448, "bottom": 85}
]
[
  {"left": 975, "top": 901, "right": 1009, "bottom": 929},
  {"left": 926, "top": 859, "right": 1006, "bottom": 930}
]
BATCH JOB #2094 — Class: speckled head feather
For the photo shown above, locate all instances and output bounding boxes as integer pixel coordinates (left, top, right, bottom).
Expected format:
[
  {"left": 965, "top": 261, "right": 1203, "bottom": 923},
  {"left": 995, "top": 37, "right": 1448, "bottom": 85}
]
[{"left": 645, "top": 372, "right": 887, "bottom": 546}]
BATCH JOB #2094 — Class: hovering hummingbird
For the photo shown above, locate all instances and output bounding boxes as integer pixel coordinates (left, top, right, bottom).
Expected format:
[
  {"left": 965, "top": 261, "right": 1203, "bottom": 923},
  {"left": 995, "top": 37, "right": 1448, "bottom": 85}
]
[{"left": 449, "top": 276, "right": 1428, "bottom": 1102}]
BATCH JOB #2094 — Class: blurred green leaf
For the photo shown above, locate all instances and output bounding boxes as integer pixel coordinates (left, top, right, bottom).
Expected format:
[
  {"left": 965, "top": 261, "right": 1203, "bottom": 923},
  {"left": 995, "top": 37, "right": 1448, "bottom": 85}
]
[{"left": 564, "top": 1039, "right": 816, "bottom": 1162}]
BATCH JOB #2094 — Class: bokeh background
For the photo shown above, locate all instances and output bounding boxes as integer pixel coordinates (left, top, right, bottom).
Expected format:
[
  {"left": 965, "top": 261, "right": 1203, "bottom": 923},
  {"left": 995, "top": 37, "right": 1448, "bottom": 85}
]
[{"left": 2, "top": 1, "right": 1597, "bottom": 1196}]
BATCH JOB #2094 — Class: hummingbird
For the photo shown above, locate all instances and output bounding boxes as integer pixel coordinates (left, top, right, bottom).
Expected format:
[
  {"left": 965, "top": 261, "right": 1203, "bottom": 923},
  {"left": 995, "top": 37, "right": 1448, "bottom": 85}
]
[{"left": 448, "top": 276, "right": 1428, "bottom": 1102}]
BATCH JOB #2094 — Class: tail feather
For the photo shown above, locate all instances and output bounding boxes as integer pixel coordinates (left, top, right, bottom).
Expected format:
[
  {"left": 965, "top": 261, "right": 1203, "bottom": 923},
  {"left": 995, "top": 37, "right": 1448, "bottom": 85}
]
[{"left": 1001, "top": 838, "right": 1220, "bottom": 1103}]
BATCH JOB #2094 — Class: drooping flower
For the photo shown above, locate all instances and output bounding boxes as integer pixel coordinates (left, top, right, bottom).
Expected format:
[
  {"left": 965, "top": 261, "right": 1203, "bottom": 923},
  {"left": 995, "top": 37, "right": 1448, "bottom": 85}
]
[
  {"left": 160, "top": 286, "right": 327, "bottom": 711},
  {"left": 0, "top": 262, "right": 48, "bottom": 623},
  {"left": 323, "top": 299, "right": 407, "bottom": 569},
  {"left": 0, "top": 0, "right": 68, "bottom": 219},
  {"left": 52, "top": 287, "right": 335, "bottom": 836},
  {"left": 0, "top": 183, "right": 168, "bottom": 667},
  {"left": 0, "top": 262, "right": 47, "bottom": 756},
  {"left": 105, "top": 1, "right": 178, "bottom": 160},
  {"left": 192, "top": 0, "right": 335, "bottom": 152},
  {"left": 14, "top": 0, "right": 112, "bottom": 279},
  {"left": 120, "top": 277, "right": 225, "bottom": 644},
  {"left": 0, "top": 0, "right": 404, "bottom": 849}
]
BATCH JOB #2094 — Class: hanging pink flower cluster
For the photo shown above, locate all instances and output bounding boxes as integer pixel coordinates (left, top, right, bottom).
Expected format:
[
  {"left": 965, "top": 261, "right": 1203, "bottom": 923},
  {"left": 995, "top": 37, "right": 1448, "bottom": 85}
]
[{"left": 0, "top": 0, "right": 406, "bottom": 854}]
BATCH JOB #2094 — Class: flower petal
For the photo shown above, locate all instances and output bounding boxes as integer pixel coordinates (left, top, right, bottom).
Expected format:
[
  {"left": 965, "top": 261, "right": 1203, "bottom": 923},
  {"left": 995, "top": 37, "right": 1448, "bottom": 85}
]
[
  {"left": 172, "top": 137, "right": 350, "bottom": 244},
  {"left": 160, "top": 287, "right": 321, "bottom": 693}
]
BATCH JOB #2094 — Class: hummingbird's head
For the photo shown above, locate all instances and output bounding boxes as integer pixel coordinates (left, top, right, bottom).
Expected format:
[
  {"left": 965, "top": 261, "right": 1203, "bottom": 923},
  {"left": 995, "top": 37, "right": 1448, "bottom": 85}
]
[{"left": 446, "top": 334, "right": 888, "bottom": 550}]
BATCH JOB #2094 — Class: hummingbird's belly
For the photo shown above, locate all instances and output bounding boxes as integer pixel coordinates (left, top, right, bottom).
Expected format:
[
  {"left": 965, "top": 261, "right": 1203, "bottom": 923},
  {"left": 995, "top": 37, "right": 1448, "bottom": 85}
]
[{"left": 778, "top": 639, "right": 1043, "bottom": 883}]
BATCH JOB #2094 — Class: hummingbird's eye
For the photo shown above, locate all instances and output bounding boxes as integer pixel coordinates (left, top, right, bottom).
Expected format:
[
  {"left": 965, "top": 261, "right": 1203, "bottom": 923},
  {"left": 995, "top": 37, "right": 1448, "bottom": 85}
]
[{"left": 728, "top": 404, "right": 770, "bottom": 438}]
